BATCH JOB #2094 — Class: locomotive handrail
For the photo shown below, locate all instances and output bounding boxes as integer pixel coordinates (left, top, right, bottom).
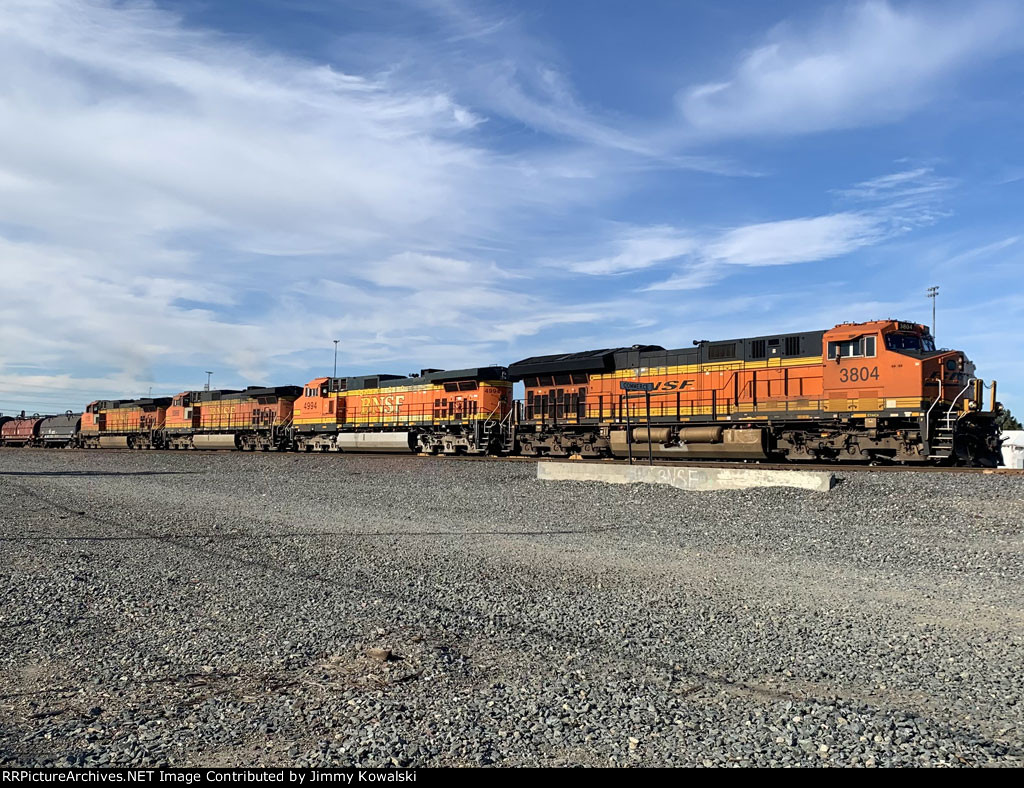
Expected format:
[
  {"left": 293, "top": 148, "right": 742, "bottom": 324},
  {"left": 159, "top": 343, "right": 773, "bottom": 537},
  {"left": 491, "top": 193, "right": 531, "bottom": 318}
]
[
  {"left": 923, "top": 377, "right": 944, "bottom": 451},
  {"left": 946, "top": 378, "right": 977, "bottom": 422},
  {"left": 482, "top": 403, "right": 502, "bottom": 428}
]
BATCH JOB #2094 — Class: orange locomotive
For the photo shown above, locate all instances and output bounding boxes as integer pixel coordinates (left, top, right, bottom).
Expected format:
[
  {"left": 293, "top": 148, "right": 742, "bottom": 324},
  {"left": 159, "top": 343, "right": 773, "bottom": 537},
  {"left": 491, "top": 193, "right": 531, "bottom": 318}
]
[
  {"left": 292, "top": 367, "right": 512, "bottom": 454},
  {"left": 80, "top": 398, "right": 171, "bottom": 449},
  {"left": 508, "top": 319, "right": 1001, "bottom": 465},
  {"left": 163, "top": 386, "right": 302, "bottom": 450}
]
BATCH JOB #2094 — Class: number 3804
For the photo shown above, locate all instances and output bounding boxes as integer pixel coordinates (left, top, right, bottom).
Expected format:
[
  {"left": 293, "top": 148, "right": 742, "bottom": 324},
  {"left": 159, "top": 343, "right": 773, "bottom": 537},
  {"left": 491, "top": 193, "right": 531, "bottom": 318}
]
[{"left": 839, "top": 366, "right": 879, "bottom": 383}]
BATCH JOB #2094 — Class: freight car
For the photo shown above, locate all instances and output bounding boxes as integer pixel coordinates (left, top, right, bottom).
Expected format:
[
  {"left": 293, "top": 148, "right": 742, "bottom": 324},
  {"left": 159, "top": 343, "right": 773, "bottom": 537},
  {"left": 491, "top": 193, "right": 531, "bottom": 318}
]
[
  {"left": 0, "top": 412, "right": 81, "bottom": 447},
  {"left": 507, "top": 319, "right": 1002, "bottom": 466},
  {"left": 37, "top": 412, "right": 82, "bottom": 447},
  {"left": 293, "top": 367, "right": 512, "bottom": 454},
  {"left": 0, "top": 413, "right": 49, "bottom": 447}
]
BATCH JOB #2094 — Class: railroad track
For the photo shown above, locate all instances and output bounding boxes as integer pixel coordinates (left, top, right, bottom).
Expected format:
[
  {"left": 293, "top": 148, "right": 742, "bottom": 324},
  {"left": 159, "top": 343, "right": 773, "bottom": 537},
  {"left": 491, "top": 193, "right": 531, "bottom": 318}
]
[
  {"left": 400, "top": 454, "right": 1024, "bottom": 475},
  {"left": 4, "top": 447, "right": 1023, "bottom": 475}
]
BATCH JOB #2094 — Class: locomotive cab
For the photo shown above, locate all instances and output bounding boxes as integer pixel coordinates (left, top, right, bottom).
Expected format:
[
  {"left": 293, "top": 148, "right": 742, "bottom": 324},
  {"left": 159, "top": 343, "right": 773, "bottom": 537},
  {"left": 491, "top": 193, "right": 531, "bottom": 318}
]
[
  {"left": 81, "top": 401, "right": 104, "bottom": 434},
  {"left": 822, "top": 320, "right": 999, "bottom": 465}
]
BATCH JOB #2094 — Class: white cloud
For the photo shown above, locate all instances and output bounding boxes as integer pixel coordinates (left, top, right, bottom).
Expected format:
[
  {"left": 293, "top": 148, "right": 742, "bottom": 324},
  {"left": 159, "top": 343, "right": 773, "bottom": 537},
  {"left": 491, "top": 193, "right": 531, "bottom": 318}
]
[
  {"left": 572, "top": 211, "right": 886, "bottom": 289},
  {"left": 643, "top": 262, "right": 722, "bottom": 292},
  {"left": 837, "top": 167, "right": 955, "bottom": 205},
  {"left": 566, "top": 227, "right": 695, "bottom": 275},
  {"left": 704, "top": 212, "right": 884, "bottom": 266},
  {"left": 356, "top": 252, "right": 510, "bottom": 290},
  {"left": 0, "top": 1, "right": 503, "bottom": 257},
  {"left": 679, "top": 1, "right": 1023, "bottom": 137}
]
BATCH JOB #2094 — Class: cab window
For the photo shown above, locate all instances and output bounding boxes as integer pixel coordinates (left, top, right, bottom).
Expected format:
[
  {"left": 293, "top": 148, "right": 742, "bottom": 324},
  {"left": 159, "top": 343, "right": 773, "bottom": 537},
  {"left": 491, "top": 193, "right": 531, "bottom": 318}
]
[
  {"left": 885, "top": 333, "right": 936, "bottom": 352},
  {"left": 885, "top": 333, "right": 921, "bottom": 351},
  {"left": 827, "top": 335, "right": 876, "bottom": 359}
]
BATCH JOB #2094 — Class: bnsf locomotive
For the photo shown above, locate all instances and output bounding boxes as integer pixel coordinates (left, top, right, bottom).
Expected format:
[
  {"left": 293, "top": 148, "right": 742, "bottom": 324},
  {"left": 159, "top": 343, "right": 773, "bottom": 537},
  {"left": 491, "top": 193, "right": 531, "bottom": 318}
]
[
  {"left": 0, "top": 320, "right": 1005, "bottom": 466},
  {"left": 509, "top": 319, "right": 1000, "bottom": 465}
]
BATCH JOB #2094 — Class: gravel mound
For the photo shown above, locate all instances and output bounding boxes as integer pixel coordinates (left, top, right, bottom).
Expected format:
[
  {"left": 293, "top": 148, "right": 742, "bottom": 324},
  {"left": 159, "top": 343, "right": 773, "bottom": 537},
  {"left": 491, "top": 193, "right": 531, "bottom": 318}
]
[{"left": 1, "top": 450, "right": 1022, "bottom": 767}]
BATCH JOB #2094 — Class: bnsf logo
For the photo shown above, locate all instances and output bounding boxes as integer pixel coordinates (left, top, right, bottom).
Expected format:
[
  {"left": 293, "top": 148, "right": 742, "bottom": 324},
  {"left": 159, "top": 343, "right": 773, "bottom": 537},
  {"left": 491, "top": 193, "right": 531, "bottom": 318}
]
[
  {"left": 540, "top": 380, "right": 694, "bottom": 391},
  {"left": 361, "top": 395, "right": 406, "bottom": 414},
  {"left": 649, "top": 380, "right": 693, "bottom": 391}
]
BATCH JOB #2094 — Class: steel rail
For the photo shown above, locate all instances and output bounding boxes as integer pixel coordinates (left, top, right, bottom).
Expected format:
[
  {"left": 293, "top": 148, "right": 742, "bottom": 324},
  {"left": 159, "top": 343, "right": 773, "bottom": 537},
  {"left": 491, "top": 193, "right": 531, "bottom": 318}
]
[{"left": 5, "top": 446, "right": 1021, "bottom": 474}]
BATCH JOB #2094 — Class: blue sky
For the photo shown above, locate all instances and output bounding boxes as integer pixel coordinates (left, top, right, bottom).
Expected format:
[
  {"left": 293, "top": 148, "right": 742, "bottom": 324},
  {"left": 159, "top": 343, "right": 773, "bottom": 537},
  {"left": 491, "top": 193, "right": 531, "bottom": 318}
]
[{"left": 1, "top": 0, "right": 1022, "bottom": 414}]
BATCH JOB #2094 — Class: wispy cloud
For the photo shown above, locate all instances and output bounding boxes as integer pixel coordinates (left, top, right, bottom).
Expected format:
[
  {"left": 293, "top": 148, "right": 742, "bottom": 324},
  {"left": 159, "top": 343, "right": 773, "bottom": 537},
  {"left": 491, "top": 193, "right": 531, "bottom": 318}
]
[
  {"left": 837, "top": 167, "right": 954, "bottom": 203},
  {"left": 566, "top": 212, "right": 884, "bottom": 282},
  {"left": 642, "top": 212, "right": 887, "bottom": 291},
  {"left": 576, "top": 167, "right": 954, "bottom": 290},
  {"left": 565, "top": 227, "right": 695, "bottom": 275},
  {"left": 704, "top": 213, "right": 882, "bottom": 266},
  {"left": 678, "top": 1, "right": 1024, "bottom": 137}
]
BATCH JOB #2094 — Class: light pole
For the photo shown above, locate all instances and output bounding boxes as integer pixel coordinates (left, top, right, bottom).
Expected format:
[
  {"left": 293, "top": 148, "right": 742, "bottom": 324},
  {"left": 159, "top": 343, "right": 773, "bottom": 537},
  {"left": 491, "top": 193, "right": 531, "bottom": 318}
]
[
  {"left": 333, "top": 340, "right": 339, "bottom": 378},
  {"left": 926, "top": 285, "right": 939, "bottom": 341},
  {"left": 205, "top": 371, "right": 213, "bottom": 392}
]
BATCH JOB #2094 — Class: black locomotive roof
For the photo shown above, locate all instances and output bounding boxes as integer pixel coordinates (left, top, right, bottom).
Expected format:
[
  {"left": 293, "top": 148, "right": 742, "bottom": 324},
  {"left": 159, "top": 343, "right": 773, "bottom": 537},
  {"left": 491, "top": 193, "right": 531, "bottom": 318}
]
[
  {"left": 219, "top": 385, "right": 302, "bottom": 401},
  {"left": 331, "top": 374, "right": 406, "bottom": 391},
  {"left": 327, "top": 367, "right": 508, "bottom": 391},
  {"left": 191, "top": 386, "right": 301, "bottom": 402},
  {"left": 101, "top": 397, "right": 172, "bottom": 409},
  {"left": 380, "top": 366, "right": 508, "bottom": 388},
  {"left": 508, "top": 347, "right": 663, "bottom": 379},
  {"left": 510, "top": 330, "right": 826, "bottom": 379},
  {"left": 194, "top": 389, "right": 241, "bottom": 401}
]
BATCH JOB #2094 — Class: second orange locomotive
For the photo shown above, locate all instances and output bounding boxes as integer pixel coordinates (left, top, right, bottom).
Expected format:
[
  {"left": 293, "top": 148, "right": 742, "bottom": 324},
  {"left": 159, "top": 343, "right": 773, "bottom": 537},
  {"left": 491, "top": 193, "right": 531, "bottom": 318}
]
[{"left": 292, "top": 367, "right": 512, "bottom": 454}]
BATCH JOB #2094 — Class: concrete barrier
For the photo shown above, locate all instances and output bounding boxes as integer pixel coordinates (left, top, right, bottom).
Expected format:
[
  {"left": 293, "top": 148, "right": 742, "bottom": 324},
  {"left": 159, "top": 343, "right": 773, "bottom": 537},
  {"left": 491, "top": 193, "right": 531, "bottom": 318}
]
[{"left": 537, "top": 461, "right": 835, "bottom": 493}]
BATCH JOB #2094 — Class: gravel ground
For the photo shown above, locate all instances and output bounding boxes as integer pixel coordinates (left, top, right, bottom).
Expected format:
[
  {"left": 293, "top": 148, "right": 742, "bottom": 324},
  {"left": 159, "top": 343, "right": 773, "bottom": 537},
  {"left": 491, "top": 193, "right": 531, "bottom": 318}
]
[{"left": 1, "top": 449, "right": 1022, "bottom": 768}]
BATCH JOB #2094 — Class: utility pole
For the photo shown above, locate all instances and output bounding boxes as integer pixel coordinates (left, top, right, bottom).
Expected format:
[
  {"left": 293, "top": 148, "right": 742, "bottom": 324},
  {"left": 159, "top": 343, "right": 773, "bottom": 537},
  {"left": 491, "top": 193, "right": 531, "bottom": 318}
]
[
  {"left": 333, "top": 340, "right": 339, "bottom": 378},
  {"left": 927, "top": 285, "right": 939, "bottom": 340},
  {"left": 205, "top": 371, "right": 213, "bottom": 392}
]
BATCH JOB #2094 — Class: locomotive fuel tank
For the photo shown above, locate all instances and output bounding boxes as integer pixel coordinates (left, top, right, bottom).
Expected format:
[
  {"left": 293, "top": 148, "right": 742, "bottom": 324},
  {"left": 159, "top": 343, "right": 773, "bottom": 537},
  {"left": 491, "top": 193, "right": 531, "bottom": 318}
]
[
  {"left": 611, "top": 427, "right": 768, "bottom": 460},
  {"left": 335, "top": 432, "right": 417, "bottom": 452},
  {"left": 192, "top": 434, "right": 240, "bottom": 450}
]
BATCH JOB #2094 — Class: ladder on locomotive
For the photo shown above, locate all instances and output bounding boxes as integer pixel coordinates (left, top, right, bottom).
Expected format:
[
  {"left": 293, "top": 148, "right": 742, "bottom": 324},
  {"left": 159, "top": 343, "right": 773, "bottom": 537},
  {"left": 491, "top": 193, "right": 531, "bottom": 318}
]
[
  {"left": 926, "top": 378, "right": 976, "bottom": 460},
  {"left": 481, "top": 403, "right": 516, "bottom": 454},
  {"left": 928, "top": 412, "right": 957, "bottom": 459}
]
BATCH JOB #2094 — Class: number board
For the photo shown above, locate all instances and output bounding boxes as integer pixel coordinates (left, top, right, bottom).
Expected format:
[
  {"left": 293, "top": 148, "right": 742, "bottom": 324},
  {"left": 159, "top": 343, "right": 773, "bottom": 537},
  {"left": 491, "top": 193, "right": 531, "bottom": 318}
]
[{"left": 838, "top": 366, "right": 880, "bottom": 384}]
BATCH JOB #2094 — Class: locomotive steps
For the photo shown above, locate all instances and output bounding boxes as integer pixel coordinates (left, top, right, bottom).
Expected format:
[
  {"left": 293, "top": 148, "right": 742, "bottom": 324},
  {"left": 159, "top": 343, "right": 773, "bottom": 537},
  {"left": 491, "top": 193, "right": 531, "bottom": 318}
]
[{"left": 538, "top": 460, "right": 836, "bottom": 492}]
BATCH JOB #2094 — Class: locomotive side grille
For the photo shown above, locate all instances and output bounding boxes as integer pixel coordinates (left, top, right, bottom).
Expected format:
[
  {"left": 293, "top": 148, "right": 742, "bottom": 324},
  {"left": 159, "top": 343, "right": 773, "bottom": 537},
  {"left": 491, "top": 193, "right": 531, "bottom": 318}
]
[{"left": 708, "top": 343, "right": 736, "bottom": 360}]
